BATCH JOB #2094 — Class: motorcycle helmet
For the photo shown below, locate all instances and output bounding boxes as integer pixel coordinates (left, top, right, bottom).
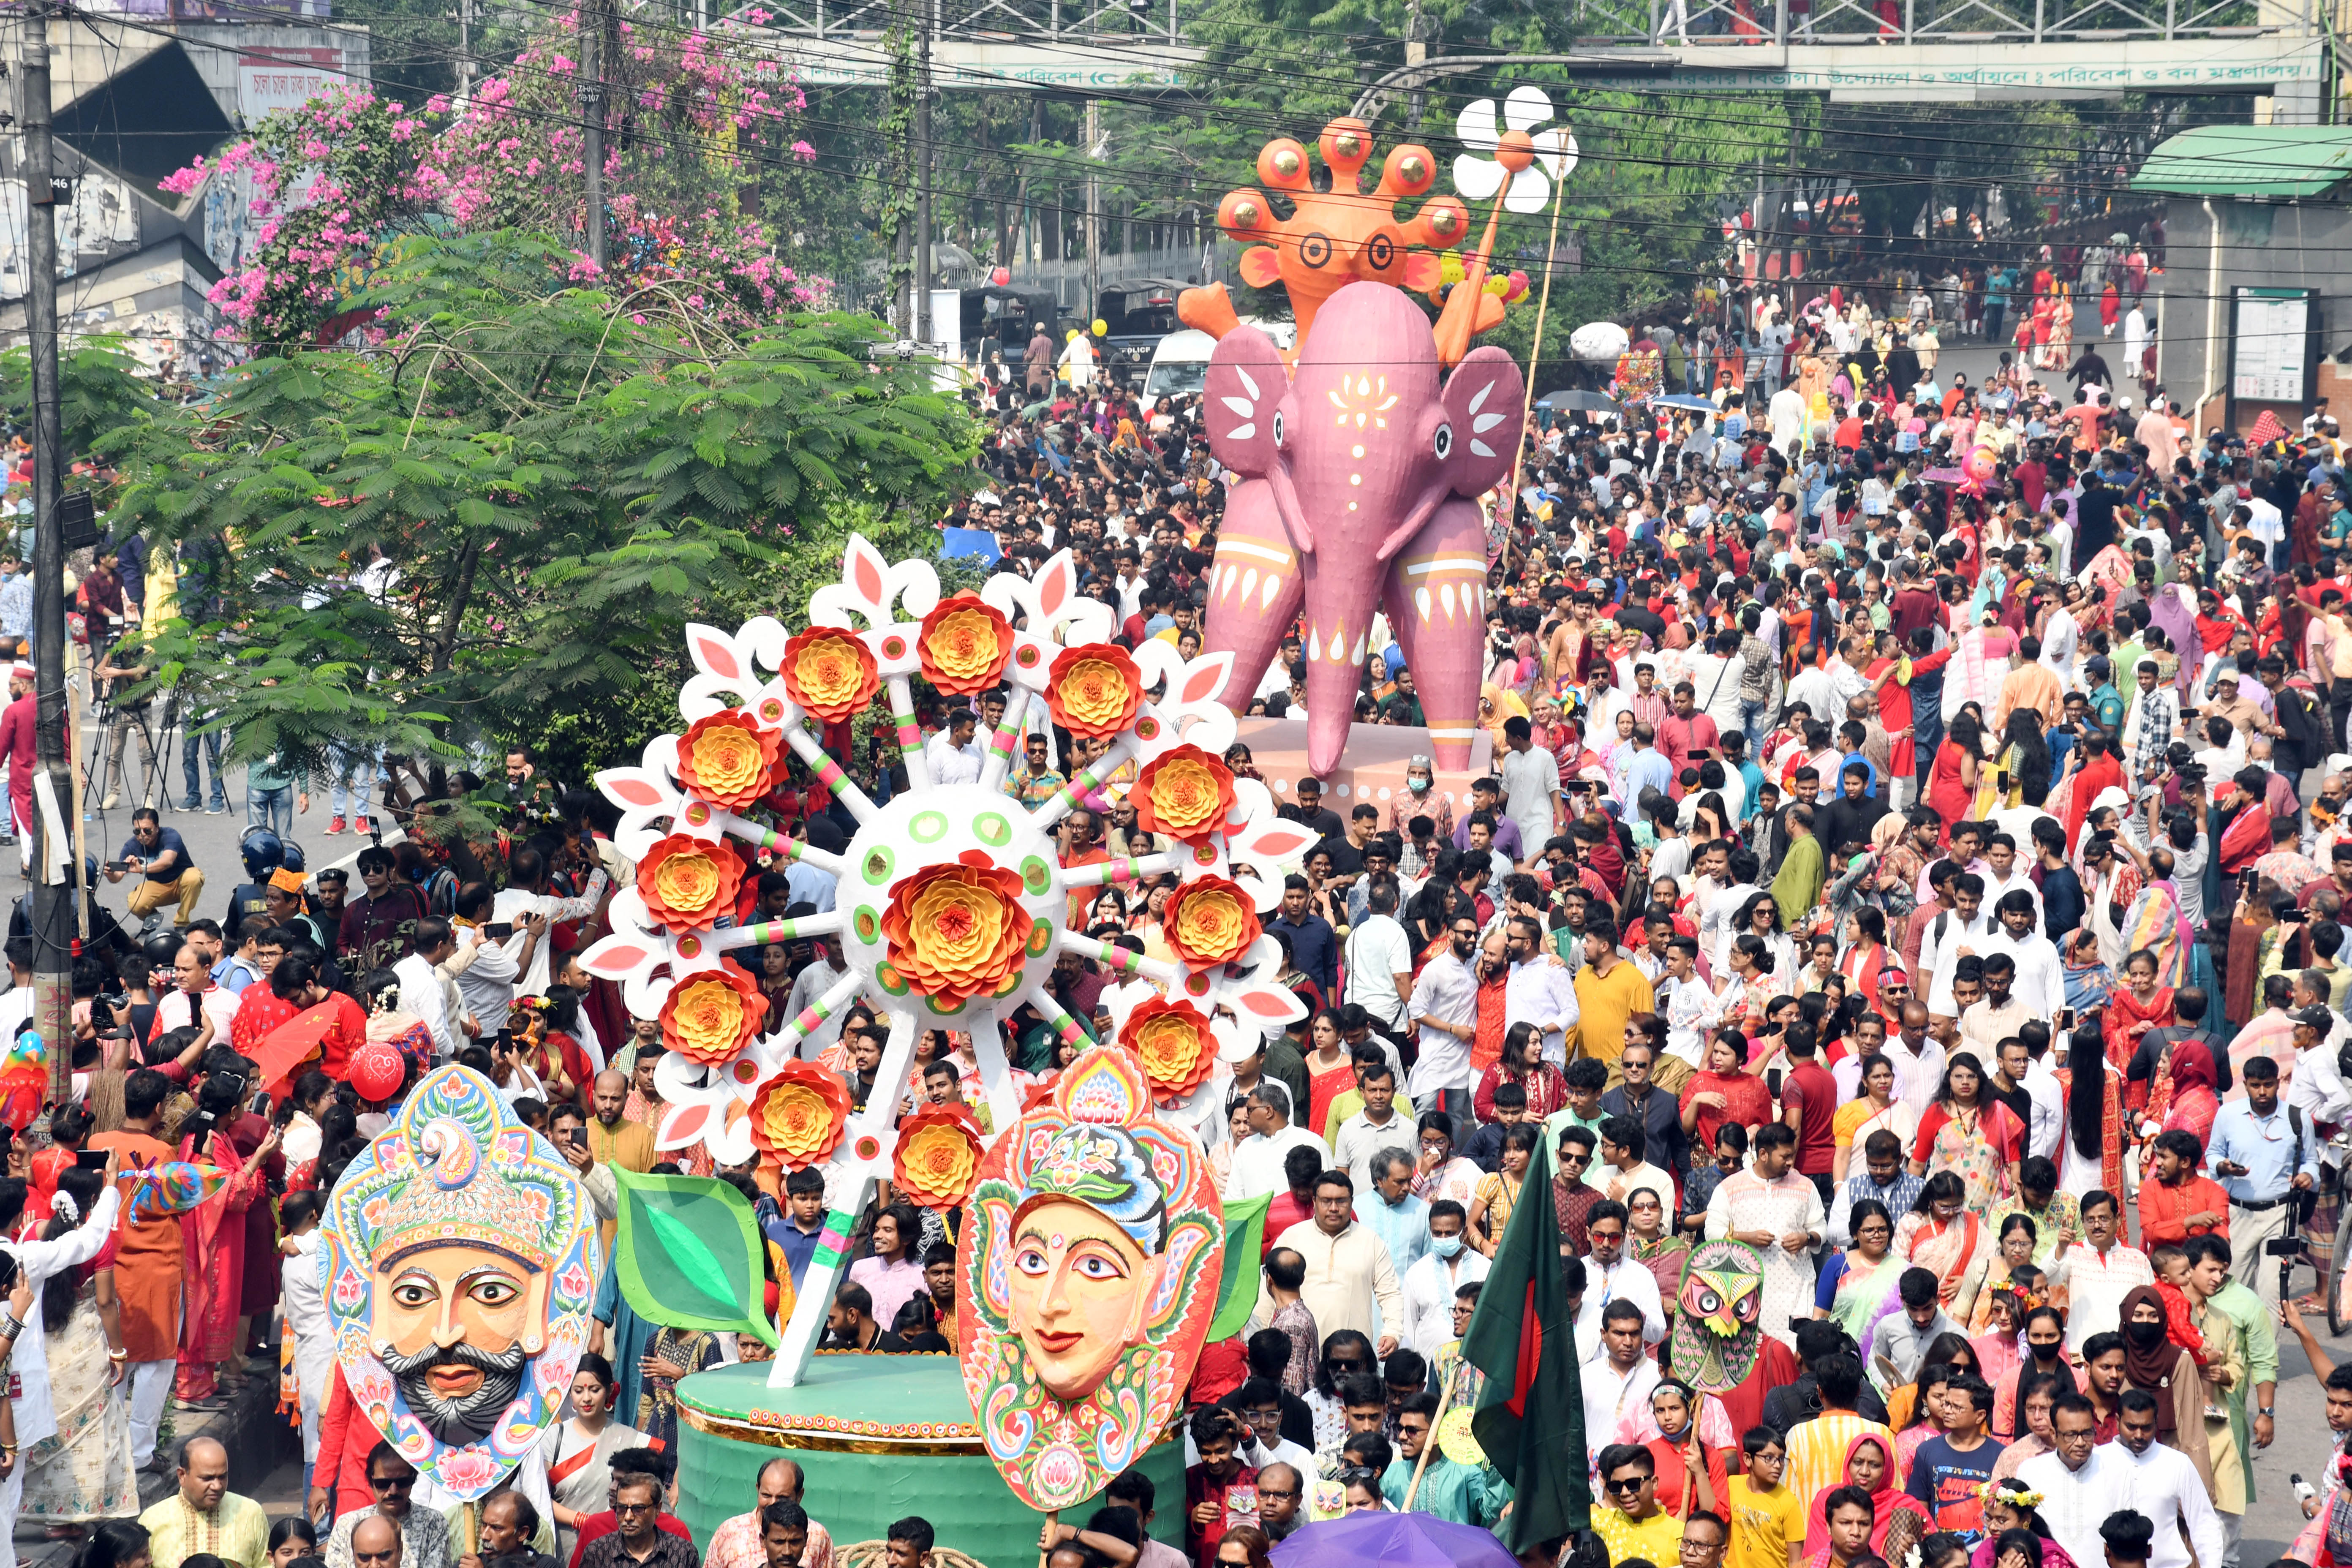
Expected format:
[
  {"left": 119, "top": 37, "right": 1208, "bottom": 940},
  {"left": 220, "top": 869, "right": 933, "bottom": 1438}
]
[
  {"left": 141, "top": 932, "right": 180, "bottom": 969},
  {"left": 239, "top": 827, "right": 283, "bottom": 882},
  {"left": 279, "top": 840, "right": 308, "bottom": 875}
]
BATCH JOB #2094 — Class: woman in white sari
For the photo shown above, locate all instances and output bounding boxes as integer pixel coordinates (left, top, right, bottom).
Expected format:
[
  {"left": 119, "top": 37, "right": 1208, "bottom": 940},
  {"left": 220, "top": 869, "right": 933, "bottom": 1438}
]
[
  {"left": 278, "top": 1191, "right": 335, "bottom": 1476},
  {"left": 17, "top": 1168, "right": 139, "bottom": 1529},
  {"left": 541, "top": 1354, "right": 645, "bottom": 1565}
]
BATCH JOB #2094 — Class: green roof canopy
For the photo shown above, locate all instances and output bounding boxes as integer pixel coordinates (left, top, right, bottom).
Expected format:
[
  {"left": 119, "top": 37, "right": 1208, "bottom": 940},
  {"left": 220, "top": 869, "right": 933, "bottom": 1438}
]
[{"left": 2133, "top": 125, "right": 2352, "bottom": 198}]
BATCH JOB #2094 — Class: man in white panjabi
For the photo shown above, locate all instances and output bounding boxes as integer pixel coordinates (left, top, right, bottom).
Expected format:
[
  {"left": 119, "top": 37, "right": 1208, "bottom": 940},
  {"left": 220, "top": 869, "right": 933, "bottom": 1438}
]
[{"left": 1701, "top": 1122, "right": 1825, "bottom": 1349}]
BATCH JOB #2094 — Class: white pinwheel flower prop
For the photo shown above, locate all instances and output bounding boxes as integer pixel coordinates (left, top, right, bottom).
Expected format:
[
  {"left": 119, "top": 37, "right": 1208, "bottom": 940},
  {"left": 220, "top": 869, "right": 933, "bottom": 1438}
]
[{"left": 1453, "top": 85, "right": 1579, "bottom": 213}]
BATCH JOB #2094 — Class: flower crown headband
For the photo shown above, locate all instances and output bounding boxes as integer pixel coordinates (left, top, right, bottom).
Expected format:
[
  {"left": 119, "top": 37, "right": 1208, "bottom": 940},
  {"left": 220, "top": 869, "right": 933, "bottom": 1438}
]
[{"left": 1978, "top": 1478, "right": 2044, "bottom": 1511}]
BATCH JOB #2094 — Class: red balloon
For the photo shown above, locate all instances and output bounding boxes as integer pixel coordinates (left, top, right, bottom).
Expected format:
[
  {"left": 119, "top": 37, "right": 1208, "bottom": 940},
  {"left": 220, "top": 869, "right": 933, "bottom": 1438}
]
[
  {"left": 348, "top": 1039, "right": 407, "bottom": 1102},
  {"left": 990, "top": 266, "right": 1012, "bottom": 288}
]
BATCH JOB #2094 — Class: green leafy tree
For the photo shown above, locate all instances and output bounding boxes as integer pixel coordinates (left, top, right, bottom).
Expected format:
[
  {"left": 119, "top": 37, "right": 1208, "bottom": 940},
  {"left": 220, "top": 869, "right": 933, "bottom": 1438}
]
[{"left": 102, "top": 230, "right": 977, "bottom": 791}]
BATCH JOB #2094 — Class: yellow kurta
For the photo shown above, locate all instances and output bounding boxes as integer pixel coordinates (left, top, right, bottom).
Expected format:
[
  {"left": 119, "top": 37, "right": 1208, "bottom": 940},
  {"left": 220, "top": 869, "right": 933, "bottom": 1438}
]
[{"left": 141, "top": 1491, "right": 272, "bottom": 1568}]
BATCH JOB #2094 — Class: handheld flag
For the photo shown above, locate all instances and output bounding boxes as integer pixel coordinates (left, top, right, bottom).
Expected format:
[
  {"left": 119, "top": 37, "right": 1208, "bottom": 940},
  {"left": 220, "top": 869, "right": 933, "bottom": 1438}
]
[
  {"left": 1205, "top": 1190, "right": 1271, "bottom": 1341},
  {"left": 1461, "top": 1138, "right": 1588, "bottom": 1551}
]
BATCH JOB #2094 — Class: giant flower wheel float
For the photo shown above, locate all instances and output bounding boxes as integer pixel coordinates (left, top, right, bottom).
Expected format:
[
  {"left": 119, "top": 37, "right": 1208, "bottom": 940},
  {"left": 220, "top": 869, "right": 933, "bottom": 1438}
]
[{"left": 579, "top": 537, "right": 1317, "bottom": 1383}]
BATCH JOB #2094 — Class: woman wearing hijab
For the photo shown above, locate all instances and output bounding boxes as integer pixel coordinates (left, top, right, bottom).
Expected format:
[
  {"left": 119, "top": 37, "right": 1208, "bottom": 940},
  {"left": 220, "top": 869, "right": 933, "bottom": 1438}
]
[
  {"left": 1802, "top": 1431, "right": 1933, "bottom": 1559},
  {"left": 2118, "top": 1284, "right": 2218, "bottom": 1496}
]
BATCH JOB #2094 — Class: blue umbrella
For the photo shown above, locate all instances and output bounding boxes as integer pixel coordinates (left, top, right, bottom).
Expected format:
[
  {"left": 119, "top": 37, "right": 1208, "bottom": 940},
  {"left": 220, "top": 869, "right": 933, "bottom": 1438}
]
[{"left": 1270, "top": 1511, "right": 1519, "bottom": 1568}]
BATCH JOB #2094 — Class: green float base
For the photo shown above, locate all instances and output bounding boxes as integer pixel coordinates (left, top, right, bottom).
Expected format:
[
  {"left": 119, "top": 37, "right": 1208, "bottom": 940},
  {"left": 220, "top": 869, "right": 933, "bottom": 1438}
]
[{"left": 675, "top": 1356, "right": 1186, "bottom": 1568}]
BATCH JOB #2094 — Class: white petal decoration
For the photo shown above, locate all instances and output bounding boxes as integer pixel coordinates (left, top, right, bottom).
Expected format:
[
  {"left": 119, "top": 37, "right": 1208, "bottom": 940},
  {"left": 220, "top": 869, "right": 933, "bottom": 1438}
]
[
  {"left": 1534, "top": 128, "right": 1579, "bottom": 180},
  {"left": 1454, "top": 153, "right": 1505, "bottom": 202},
  {"left": 1227, "top": 422, "right": 1256, "bottom": 441},
  {"left": 1241, "top": 567, "right": 1260, "bottom": 605},
  {"left": 1261, "top": 575, "right": 1282, "bottom": 610},
  {"left": 1440, "top": 583, "right": 1457, "bottom": 619},
  {"left": 1308, "top": 628, "right": 1322, "bottom": 661},
  {"left": 1468, "top": 378, "right": 1495, "bottom": 414},
  {"left": 1473, "top": 411, "right": 1507, "bottom": 433},
  {"left": 1471, "top": 438, "right": 1497, "bottom": 457},
  {"left": 1505, "top": 166, "right": 1551, "bottom": 214},
  {"left": 1416, "top": 587, "right": 1433, "bottom": 621},
  {"left": 1454, "top": 97, "right": 1502, "bottom": 152},
  {"left": 1221, "top": 395, "right": 1255, "bottom": 416},
  {"left": 1504, "top": 84, "right": 1553, "bottom": 133},
  {"left": 1236, "top": 365, "right": 1260, "bottom": 399}
]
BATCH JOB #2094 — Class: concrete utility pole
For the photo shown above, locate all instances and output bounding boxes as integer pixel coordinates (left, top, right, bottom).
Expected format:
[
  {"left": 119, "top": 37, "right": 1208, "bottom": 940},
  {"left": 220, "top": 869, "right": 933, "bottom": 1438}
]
[
  {"left": 915, "top": 0, "right": 932, "bottom": 343},
  {"left": 579, "top": 0, "right": 607, "bottom": 270},
  {"left": 19, "top": 5, "right": 72, "bottom": 1099},
  {"left": 1084, "top": 98, "right": 1100, "bottom": 324}
]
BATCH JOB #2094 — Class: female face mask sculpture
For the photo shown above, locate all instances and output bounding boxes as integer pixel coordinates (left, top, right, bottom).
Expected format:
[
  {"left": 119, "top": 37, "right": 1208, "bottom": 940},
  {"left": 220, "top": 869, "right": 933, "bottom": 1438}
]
[{"left": 960, "top": 1047, "right": 1222, "bottom": 1511}]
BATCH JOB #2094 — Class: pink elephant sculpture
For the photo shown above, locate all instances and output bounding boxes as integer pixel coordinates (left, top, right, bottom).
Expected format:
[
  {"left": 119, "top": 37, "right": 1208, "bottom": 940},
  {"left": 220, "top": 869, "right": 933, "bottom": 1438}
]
[{"left": 1197, "top": 279, "right": 1524, "bottom": 777}]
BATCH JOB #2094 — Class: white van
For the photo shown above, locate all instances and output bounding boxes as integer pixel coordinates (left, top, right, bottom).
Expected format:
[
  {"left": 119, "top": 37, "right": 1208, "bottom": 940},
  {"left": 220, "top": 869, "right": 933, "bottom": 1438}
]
[{"left": 1140, "top": 318, "right": 1295, "bottom": 412}]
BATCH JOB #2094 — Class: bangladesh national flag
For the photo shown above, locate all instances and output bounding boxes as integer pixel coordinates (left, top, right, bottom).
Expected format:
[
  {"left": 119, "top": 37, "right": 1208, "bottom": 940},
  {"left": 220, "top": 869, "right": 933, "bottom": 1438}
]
[{"left": 1461, "top": 1138, "right": 1589, "bottom": 1551}]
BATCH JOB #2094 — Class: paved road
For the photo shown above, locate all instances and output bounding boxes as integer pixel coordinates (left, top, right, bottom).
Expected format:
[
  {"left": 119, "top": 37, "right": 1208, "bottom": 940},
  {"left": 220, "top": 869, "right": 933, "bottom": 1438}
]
[{"left": 31, "top": 715, "right": 386, "bottom": 935}]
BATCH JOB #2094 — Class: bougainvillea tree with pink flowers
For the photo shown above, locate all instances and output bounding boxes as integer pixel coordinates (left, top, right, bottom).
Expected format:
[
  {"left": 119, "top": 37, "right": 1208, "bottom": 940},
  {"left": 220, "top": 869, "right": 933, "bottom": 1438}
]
[{"left": 161, "top": 12, "right": 825, "bottom": 347}]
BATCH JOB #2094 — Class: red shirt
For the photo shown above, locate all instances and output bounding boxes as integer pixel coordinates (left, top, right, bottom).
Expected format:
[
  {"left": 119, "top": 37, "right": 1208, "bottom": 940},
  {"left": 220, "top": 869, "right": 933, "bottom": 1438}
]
[
  {"left": 1783, "top": 1058, "right": 1840, "bottom": 1176},
  {"left": 1, "top": 693, "right": 32, "bottom": 809},
  {"left": 1184, "top": 1462, "right": 1260, "bottom": 1568},
  {"left": 2138, "top": 1173, "right": 2232, "bottom": 1245}
]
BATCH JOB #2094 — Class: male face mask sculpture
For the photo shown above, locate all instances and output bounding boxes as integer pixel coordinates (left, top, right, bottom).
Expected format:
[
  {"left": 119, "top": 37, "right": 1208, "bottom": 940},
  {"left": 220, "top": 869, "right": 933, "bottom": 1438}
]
[{"left": 323, "top": 1065, "right": 598, "bottom": 1498}]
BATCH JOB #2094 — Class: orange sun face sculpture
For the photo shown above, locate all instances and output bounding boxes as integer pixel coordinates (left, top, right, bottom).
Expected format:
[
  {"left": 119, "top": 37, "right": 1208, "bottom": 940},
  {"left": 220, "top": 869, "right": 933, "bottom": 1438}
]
[{"left": 1184, "top": 118, "right": 1469, "bottom": 353}]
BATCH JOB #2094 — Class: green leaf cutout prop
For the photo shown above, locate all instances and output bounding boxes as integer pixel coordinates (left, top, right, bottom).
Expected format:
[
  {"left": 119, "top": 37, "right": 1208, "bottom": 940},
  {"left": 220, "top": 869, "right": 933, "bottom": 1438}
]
[
  {"left": 1206, "top": 1191, "right": 1271, "bottom": 1341},
  {"left": 612, "top": 1168, "right": 780, "bottom": 1349}
]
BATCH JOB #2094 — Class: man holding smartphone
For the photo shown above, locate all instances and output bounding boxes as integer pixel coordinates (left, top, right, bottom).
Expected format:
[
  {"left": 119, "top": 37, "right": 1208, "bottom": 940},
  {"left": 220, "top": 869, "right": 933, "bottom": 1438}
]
[{"left": 2205, "top": 1049, "right": 2318, "bottom": 1310}]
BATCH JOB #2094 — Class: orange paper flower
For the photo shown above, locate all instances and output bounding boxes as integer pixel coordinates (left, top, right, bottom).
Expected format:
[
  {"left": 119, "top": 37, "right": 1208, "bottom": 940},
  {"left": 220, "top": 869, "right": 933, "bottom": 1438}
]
[
  {"left": 1119, "top": 996, "right": 1219, "bottom": 1100},
  {"left": 1163, "top": 876, "right": 1262, "bottom": 969},
  {"left": 1047, "top": 644, "right": 1143, "bottom": 740},
  {"left": 1131, "top": 745, "right": 1238, "bottom": 844},
  {"left": 659, "top": 964, "right": 768, "bottom": 1066},
  {"left": 746, "top": 1060, "right": 852, "bottom": 1169},
  {"left": 782, "top": 627, "right": 880, "bottom": 724},
  {"left": 636, "top": 835, "right": 745, "bottom": 931},
  {"left": 892, "top": 1102, "right": 985, "bottom": 1209},
  {"left": 880, "top": 860, "right": 1036, "bottom": 1004},
  {"left": 675, "top": 709, "right": 783, "bottom": 812},
  {"left": 918, "top": 593, "right": 1014, "bottom": 695}
]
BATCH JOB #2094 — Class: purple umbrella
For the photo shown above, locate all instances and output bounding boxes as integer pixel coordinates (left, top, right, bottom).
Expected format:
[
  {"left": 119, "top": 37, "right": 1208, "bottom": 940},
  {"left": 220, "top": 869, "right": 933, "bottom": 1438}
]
[{"left": 1270, "top": 1512, "right": 1520, "bottom": 1568}]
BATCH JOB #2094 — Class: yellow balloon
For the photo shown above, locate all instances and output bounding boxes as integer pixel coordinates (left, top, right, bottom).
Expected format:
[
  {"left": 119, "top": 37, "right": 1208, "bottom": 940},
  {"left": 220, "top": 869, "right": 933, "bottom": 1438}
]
[
  {"left": 1066, "top": 328, "right": 1081, "bottom": 342},
  {"left": 1091, "top": 318, "right": 1108, "bottom": 336}
]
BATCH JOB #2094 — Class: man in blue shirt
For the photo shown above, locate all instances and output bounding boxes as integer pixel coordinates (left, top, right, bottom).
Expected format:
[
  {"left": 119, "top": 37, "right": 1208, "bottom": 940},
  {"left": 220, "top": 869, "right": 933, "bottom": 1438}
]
[
  {"left": 102, "top": 807, "right": 201, "bottom": 932},
  {"left": 1270, "top": 875, "right": 1337, "bottom": 1002},
  {"left": 2206, "top": 1048, "right": 2318, "bottom": 1307}
]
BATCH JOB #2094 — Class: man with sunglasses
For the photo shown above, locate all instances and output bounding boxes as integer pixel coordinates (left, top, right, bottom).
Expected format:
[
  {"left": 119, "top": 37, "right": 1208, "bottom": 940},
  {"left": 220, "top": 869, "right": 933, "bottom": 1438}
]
[
  {"left": 1590, "top": 1441, "right": 1680, "bottom": 1567},
  {"left": 323, "top": 1446, "right": 452, "bottom": 1568}
]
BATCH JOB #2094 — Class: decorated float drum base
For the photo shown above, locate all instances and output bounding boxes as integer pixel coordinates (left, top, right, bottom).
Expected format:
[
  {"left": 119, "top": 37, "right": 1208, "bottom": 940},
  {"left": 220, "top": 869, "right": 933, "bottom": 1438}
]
[{"left": 674, "top": 1358, "right": 1183, "bottom": 1566}]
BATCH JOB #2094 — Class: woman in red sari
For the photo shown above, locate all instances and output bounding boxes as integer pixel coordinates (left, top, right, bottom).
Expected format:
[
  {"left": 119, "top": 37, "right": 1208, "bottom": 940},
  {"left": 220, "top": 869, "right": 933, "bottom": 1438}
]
[
  {"left": 2102, "top": 950, "right": 2174, "bottom": 1086},
  {"left": 2058, "top": 1019, "right": 2126, "bottom": 1199},
  {"left": 1680, "top": 1028, "right": 1775, "bottom": 1153},
  {"left": 1475, "top": 1023, "right": 1571, "bottom": 1122},
  {"left": 2156, "top": 1038, "right": 2222, "bottom": 1149}
]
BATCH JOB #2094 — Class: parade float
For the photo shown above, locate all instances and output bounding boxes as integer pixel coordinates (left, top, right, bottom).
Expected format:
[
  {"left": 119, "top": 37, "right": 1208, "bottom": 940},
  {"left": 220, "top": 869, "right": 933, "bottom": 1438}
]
[
  {"left": 566, "top": 537, "right": 1318, "bottom": 1563},
  {"left": 1181, "top": 96, "right": 1568, "bottom": 780}
]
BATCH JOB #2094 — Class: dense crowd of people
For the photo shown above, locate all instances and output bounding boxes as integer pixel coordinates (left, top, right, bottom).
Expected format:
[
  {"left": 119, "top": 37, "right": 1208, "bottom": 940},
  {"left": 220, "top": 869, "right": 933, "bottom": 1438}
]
[{"left": 5, "top": 270, "right": 2352, "bottom": 1568}]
